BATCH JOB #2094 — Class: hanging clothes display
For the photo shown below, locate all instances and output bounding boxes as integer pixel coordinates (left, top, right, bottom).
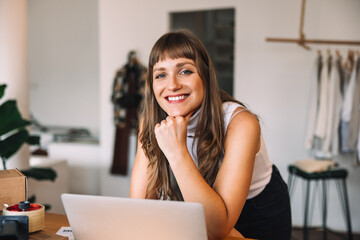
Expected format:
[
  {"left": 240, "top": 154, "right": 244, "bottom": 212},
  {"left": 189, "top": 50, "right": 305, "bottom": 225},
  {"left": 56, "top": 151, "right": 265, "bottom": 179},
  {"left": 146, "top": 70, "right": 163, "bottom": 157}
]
[
  {"left": 110, "top": 51, "right": 146, "bottom": 175},
  {"left": 305, "top": 50, "right": 360, "bottom": 165}
]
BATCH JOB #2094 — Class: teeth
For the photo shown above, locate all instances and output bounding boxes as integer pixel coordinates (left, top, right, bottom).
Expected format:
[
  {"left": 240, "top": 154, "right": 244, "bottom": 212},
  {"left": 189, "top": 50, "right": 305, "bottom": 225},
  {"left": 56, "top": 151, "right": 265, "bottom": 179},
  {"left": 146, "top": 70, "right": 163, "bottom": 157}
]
[{"left": 168, "top": 95, "right": 186, "bottom": 101}]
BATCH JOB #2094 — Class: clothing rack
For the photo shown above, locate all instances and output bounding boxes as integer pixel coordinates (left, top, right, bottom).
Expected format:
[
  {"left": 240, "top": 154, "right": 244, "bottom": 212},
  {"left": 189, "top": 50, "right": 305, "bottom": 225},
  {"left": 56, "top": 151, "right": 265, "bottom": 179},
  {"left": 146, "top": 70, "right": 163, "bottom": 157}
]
[
  {"left": 305, "top": 47, "right": 360, "bottom": 165},
  {"left": 265, "top": 0, "right": 360, "bottom": 50}
]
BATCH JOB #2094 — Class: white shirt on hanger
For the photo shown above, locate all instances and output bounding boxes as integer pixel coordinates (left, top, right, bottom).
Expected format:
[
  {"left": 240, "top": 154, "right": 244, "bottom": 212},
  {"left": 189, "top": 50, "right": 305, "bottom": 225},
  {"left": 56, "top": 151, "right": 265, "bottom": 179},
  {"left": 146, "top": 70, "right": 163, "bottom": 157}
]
[
  {"left": 341, "top": 64, "right": 357, "bottom": 122},
  {"left": 305, "top": 58, "right": 320, "bottom": 150},
  {"left": 315, "top": 59, "right": 329, "bottom": 139}
]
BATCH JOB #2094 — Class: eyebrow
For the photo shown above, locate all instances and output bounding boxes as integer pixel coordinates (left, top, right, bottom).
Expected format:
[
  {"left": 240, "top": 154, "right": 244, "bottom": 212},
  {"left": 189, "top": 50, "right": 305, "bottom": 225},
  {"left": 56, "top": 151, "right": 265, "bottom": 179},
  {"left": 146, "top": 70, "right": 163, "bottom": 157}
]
[
  {"left": 176, "top": 61, "right": 195, "bottom": 68},
  {"left": 153, "top": 61, "right": 195, "bottom": 73}
]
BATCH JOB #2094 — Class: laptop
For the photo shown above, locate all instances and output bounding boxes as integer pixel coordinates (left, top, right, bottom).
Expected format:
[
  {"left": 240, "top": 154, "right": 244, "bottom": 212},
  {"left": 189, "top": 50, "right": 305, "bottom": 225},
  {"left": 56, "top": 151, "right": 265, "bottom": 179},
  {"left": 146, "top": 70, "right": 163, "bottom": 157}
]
[{"left": 61, "top": 193, "right": 207, "bottom": 240}]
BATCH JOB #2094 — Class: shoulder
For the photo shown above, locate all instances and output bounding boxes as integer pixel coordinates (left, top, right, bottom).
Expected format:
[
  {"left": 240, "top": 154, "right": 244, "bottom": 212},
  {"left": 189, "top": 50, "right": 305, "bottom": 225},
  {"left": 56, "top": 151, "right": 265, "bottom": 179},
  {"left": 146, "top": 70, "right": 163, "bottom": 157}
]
[
  {"left": 222, "top": 101, "right": 243, "bottom": 116},
  {"left": 224, "top": 112, "right": 261, "bottom": 155},
  {"left": 228, "top": 109, "right": 260, "bottom": 134},
  {"left": 222, "top": 101, "right": 258, "bottom": 130},
  {"left": 224, "top": 103, "right": 261, "bottom": 152}
]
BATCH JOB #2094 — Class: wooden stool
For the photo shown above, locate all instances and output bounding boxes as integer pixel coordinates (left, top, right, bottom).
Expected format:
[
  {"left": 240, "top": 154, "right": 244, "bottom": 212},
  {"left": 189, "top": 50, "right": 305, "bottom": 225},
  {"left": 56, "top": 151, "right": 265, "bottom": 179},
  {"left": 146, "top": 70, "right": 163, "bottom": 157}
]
[{"left": 288, "top": 165, "right": 353, "bottom": 240}]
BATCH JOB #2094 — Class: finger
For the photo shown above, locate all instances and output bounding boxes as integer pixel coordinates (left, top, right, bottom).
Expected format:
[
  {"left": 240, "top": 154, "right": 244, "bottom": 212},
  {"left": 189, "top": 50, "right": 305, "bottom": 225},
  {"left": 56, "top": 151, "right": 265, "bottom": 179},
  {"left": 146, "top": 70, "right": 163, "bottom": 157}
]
[
  {"left": 154, "top": 123, "right": 161, "bottom": 133},
  {"left": 167, "top": 116, "right": 178, "bottom": 127},
  {"left": 166, "top": 116, "right": 174, "bottom": 122}
]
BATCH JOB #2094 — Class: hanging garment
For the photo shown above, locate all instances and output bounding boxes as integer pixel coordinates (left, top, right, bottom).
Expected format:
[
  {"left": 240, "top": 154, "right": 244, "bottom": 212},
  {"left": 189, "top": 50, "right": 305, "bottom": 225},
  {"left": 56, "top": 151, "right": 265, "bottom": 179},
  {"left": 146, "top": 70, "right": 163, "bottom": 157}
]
[
  {"left": 315, "top": 58, "right": 329, "bottom": 139},
  {"left": 111, "top": 63, "right": 145, "bottom": 127},
  {"left": 110, "top": 57, "right": 146, "bottom": 175},
  {"left": 341, "top": 64, "right": 357, "bottom": 122},
  {"left": 111, "top": 108, "right": 138, "bottom": 175},
  {"left": 347, "top": 56, "right": 360, "bottom": 150},
  {"left": 305, "top": 56, "right": 322, "bottom": 150},
  {"left": 322, "top": 58, "right": 342, "bottom": 155},
  {"left": 340, "top": 63, "right": 357, "bottom": 153},
  {"left": 327, "top": 54, "right": 333, "bottom": 75}
]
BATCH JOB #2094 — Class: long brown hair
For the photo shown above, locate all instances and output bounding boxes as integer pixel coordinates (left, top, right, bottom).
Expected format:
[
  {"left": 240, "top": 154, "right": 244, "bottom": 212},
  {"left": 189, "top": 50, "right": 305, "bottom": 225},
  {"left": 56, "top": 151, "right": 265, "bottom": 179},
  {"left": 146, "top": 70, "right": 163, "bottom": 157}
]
[{"left": 140, "top": 30, "right": 241, "bottom": 200}]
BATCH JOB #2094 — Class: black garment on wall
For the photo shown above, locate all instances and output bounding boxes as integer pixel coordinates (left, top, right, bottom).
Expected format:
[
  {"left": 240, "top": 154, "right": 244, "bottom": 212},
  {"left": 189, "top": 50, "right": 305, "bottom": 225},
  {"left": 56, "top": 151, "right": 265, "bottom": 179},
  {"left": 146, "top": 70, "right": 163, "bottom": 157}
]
[{"left": 110, "top": 53, "right": 145, "bottom": 175}]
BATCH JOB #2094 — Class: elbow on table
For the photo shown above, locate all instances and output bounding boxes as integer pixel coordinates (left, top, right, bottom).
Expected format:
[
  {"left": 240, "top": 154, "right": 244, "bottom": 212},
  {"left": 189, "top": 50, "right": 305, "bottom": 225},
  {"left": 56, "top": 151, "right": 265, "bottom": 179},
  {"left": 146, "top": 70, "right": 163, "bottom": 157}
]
[{"left": 207, "top": 225, "right": 232, "bottom": 240}]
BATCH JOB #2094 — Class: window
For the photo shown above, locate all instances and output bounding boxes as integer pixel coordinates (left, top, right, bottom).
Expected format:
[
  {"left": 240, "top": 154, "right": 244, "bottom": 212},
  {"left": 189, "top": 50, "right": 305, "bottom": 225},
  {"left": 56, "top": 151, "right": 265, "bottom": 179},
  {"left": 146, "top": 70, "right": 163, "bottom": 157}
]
[{"left": 171, "top": 8, "right": 235, "bottom": 96}]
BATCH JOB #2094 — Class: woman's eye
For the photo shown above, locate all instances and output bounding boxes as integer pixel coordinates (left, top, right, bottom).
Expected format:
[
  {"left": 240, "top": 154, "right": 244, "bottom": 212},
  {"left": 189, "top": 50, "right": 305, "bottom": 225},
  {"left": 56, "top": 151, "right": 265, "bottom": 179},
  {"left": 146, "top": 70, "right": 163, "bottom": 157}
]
[
  {"left": 180, "top": 70, "right": 193, "bottom": 75},
  {"left": 155, "top": 73, "right": 165, "bottom": 79}
]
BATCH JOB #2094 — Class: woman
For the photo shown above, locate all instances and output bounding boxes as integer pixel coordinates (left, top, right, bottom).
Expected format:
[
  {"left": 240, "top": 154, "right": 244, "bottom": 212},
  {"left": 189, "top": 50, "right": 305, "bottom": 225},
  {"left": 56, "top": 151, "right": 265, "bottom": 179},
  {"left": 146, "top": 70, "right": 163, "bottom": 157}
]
[{"left": 130, "top": 30, "right": 291, "bottom": 240}]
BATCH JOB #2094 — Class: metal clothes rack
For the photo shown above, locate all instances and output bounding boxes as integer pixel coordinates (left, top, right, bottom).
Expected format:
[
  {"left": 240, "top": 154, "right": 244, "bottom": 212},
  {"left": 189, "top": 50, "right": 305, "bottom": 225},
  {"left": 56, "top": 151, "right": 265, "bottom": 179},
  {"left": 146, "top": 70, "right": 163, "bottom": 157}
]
[{"left": 265, "top": 0, "right": 360, "bottom": 50}]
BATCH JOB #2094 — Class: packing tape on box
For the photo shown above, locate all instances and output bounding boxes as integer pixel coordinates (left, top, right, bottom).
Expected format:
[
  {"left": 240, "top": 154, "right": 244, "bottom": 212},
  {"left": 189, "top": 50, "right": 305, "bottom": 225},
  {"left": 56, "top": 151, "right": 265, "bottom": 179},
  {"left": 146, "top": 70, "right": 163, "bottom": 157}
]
[{"left": 2, "top": 203, "right": 45, "bottom": 233}]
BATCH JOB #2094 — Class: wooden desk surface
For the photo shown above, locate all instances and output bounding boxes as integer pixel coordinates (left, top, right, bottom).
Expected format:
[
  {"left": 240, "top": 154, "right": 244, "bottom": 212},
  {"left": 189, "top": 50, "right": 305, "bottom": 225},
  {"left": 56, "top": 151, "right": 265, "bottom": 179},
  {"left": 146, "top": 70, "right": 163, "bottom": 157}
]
[
  {"left": 29, "top": 213, "right": 69, "bottom": 240},
  {"left": 29, "top": 213, "right": 249, "bottom": 240}
]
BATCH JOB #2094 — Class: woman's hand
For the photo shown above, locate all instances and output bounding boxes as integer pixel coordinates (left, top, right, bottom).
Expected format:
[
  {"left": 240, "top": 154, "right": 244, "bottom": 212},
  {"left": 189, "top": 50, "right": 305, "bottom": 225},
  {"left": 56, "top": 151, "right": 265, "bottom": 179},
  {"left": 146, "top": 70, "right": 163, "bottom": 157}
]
[{"left": 154, "top": 114, "right": 192, "bottom": 161}]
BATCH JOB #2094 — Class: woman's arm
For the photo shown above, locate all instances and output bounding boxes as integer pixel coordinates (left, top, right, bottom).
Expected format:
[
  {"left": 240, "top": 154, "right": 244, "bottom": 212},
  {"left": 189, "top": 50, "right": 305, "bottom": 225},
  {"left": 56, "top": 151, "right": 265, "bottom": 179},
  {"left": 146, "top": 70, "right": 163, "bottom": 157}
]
[
  {"left": 154, "top": 109, "right": 260, "bottom": 239},
  {"left": 211, "top": 110, "right": 260, "bottom": 237}
]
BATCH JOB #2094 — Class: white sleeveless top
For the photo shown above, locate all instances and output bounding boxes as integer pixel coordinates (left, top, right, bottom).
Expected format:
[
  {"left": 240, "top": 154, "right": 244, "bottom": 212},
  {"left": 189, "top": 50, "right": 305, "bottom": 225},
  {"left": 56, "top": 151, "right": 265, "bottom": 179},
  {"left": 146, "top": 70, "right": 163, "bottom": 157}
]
[{"left": 186, "top": 101, "right": 273, "bottom": 199}]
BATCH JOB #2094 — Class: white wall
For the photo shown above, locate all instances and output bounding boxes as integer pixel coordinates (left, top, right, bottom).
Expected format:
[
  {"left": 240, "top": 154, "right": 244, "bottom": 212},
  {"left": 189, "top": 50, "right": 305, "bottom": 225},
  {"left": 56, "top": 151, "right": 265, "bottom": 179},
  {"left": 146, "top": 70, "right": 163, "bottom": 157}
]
[
  {"left": 99, "top": 0, "right": 360, "bottom": 232},
  {"left": 47, "top": 142, "right": 100, "bottom": 195},
  {"left": 28, "top": 0, "right": 99, "bottom": 135},
  {"left": 28, "top": 158, "right": 69, "bottom": 214},
  {"left": 0, "top": 0, "right": 30, "bottom": 170}
]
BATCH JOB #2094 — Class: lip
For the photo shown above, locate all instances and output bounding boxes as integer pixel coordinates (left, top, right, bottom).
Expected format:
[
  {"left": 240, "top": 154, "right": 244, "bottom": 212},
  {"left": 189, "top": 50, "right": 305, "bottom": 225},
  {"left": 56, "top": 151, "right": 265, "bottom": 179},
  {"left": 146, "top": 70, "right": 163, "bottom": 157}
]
[{"left": 165, "top": 94, "right": 189, "bottom": 103}]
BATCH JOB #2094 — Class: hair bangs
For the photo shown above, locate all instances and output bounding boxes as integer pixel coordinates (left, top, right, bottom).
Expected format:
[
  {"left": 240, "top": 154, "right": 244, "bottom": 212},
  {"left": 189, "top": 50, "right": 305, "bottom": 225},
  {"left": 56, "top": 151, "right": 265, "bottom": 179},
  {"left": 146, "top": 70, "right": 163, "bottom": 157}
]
[{"left": 149, "top": 32, "right": 198, "bottom": 68}]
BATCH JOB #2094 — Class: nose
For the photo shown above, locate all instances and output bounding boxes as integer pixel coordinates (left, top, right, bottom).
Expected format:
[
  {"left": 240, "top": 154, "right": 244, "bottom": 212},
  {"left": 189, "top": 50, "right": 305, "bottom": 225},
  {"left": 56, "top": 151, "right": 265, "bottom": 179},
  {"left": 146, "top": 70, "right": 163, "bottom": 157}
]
[{"left": 167, "top": 74, "right": 182, "bottom": 91}]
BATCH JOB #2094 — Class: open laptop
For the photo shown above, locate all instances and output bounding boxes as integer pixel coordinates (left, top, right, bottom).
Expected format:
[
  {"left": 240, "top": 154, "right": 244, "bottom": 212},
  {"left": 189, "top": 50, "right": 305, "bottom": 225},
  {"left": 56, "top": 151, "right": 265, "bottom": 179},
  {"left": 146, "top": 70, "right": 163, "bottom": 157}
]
[{"left": 61, "top": 193, "right": 207, "bottom": 240}]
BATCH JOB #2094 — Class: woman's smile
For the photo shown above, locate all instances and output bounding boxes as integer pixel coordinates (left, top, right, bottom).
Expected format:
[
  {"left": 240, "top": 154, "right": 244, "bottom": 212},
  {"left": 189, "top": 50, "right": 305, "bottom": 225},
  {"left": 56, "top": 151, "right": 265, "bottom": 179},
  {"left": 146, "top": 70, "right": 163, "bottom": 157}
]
[{"left": 166, "top": 94, "right": 189, "bottom": 102}]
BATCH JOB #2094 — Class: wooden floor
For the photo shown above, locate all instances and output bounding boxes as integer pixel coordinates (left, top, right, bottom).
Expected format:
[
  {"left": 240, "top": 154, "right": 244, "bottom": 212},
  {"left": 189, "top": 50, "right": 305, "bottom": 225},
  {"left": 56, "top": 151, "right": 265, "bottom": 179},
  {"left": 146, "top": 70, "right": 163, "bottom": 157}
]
[{"left": 291, "top": 227, "right": 360, "bottom": 240}]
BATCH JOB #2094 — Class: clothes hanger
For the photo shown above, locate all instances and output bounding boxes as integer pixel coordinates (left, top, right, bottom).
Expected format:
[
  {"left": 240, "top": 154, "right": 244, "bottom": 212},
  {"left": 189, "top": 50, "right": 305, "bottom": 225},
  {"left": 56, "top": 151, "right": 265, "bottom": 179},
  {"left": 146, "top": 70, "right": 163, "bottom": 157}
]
[
  {"left": 343, "top": 50, "right": 355, "bottom": 72},
  {"left": 335, "top": 49, "right": 341, "bottom": 58},
  {"left": 327, "top": 49, "right": 332, "bottom": 57}
]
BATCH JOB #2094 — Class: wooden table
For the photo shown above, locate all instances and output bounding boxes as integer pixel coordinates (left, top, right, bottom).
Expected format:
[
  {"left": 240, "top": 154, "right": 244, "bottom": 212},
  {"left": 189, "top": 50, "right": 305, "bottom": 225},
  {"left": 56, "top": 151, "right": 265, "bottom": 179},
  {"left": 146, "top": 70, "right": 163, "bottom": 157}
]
[
  {"left": 29, "top": 213, "right": 250, "bottom": 240},
  {"left": 29, "top": 213, "right": 69, "bottom": 240}
]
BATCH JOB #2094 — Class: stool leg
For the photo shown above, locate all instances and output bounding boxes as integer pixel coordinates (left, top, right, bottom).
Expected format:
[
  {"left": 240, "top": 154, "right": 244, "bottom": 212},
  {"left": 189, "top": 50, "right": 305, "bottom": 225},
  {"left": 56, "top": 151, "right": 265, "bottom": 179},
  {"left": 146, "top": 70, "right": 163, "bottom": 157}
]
[
  {"left": 308, "top": 181, "right": 318, "bottom": 227},
  {"left": 340, "top": 179, "right": 353, "bottom": 240},
  {"left": 303, "top": 180, "right": 311, "bottom": 240},
  {"left": 288, "top": 173, "right": 297, "bottom": 198},
  {"left": 322, "top": 180, "right": 327, "bottom": 240},
  {"left": 287, "top": 172, "right": 293, "bottom": 192}
]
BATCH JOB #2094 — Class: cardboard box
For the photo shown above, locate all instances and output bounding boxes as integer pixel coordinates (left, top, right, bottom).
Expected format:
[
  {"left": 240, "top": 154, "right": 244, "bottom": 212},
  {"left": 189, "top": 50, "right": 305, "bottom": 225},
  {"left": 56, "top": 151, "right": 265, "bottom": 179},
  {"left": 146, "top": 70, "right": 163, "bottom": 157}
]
[{"left": 0, "top": 168, "right": 27, "bottom": 210}]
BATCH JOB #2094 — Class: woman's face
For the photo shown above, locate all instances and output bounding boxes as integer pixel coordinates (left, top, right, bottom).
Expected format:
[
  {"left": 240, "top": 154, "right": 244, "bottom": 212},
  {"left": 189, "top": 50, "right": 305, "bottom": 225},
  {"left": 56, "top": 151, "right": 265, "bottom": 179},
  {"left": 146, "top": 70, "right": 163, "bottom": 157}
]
[{"left": 152, "top": 57, "right": 204, "bottom": 117}]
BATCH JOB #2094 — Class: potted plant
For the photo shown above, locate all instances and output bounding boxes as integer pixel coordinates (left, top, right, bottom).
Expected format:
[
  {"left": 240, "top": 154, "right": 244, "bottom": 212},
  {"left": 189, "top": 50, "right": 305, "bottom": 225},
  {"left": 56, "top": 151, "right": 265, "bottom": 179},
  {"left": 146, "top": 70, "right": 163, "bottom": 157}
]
[{"left": 0, "top": 83, "right": 56, "bottom": 197}]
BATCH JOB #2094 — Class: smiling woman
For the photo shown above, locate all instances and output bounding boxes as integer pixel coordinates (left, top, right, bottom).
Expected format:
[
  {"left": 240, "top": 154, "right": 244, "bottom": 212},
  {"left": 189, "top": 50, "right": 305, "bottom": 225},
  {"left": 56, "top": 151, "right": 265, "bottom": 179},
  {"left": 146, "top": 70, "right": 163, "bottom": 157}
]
[{"left": 130, "top": 30, "right": 291, "bottom": 240}]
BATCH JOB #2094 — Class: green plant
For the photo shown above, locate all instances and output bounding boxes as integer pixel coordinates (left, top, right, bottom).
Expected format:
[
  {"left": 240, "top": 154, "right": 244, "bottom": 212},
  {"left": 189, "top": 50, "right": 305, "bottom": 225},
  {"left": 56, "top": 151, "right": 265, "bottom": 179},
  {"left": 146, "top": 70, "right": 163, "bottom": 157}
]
[
  {"left": 0, "top": 84, "right": 56, "bottom": 179},
  {"left": 0, "top": 84, "right": 40, "bottom": 170},
  {"left": 0, "top": 84, "right": 57, "bottom": 209}
]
